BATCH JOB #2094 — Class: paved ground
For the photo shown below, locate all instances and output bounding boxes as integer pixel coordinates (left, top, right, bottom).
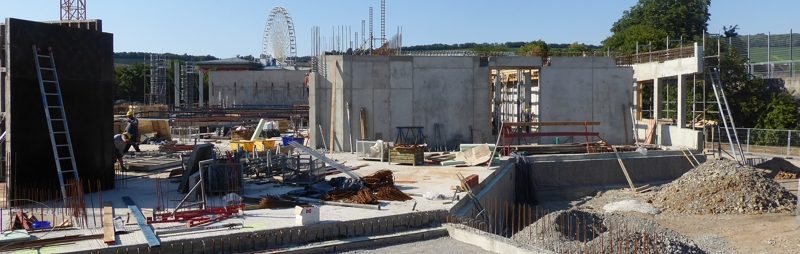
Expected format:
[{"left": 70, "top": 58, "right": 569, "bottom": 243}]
[{"left": 340, "top": 237, "right": 491, "bottom": 254}]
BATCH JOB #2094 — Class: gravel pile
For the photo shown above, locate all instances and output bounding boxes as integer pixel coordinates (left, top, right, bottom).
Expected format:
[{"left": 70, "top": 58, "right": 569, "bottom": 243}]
[
  {"left": 651, "top": 159, "right": 796, "bottom": 214},
  {"left": 511, "top": 210, "right": 704, "bottom": 253}
]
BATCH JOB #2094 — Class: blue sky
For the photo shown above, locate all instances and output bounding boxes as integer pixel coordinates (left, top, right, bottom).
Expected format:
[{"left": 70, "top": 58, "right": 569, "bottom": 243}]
[{"left": 0, "top": 1, "right": 796, "bottom": 58}]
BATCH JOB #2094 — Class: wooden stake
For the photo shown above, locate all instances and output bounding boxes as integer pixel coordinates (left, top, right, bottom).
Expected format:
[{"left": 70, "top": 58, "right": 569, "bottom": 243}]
[{"left": 612, "top": 146, "right": 637, "bottom": 192}]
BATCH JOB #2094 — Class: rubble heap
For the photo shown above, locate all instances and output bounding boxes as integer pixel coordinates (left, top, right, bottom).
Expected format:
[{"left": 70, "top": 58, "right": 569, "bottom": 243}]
[
  {"left": 652, "top": 159, "right": 796, "bottom": 214},
  {"left": 511, "top": 210, "right": 704, "bottom": 254}
]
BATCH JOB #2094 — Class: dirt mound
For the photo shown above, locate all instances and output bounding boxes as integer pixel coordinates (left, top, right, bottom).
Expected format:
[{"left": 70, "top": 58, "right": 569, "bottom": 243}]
[
  {"left": 511, "top": 210, "right": 703, "bottom": 253},
  {"left": 652, "top": 159, "right": 796, "bottom": 214}
]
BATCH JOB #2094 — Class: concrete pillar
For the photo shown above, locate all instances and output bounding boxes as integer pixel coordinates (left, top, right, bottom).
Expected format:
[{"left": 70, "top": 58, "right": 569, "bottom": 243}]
[
  {"left": 173, "top": 61, "right": 180, "bottom": 108},
  {"left": 493, "top": 70, "right": 501, "bottom": 129},
  {"left": 653, "top": 78, "right": 662, "bottom": 121},
  {"left": 677, "top": 75, "right": 686, "bottom": 128},
  {"left": 208, "top": 71, "right": 214, "bottom": 106},
  {"left": 198, "top": 69, "right": 205, "bottom": 107},
  {"left": 632, "top": 81, "right": 638, "bottom": 115},
  {"left": 523, "top": 71, "right": 532, "bottom": 113}
]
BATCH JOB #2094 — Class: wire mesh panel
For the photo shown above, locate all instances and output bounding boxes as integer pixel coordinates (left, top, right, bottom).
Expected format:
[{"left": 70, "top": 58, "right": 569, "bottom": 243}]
[{"left": 356, "top": 140, "right": 387, "bottom": 161}]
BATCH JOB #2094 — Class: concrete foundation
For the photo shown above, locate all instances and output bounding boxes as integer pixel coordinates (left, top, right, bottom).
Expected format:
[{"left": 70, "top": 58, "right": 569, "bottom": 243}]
[{"left": 453, "top": 151, "right": 704, "bottom": 221}]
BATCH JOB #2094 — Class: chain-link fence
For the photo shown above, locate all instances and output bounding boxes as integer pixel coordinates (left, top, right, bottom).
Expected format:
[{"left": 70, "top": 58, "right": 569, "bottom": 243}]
[{"left": 708, "top": 127, "right": 800, "bottom": 157}]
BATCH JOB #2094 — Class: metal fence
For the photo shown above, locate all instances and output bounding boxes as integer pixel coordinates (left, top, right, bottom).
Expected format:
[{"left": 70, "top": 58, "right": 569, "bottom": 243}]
[
  {"left": 615, "top": 46, "right": 695, "bottom": 66},
  {"left": 724, "top": 31, "right": 800, "bottom": 78},
  {"left": 709, "top": 127, "right": 800, "bottom": 157}
]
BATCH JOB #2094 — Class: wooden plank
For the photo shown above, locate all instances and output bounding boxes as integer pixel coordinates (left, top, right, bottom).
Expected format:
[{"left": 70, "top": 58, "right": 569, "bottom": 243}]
[
  {"left": 121, "top": 196, "right": 160, "bottom": 247},
  {"left": 503, "top": 121, "right": 601, "bottom": 127},
  {"left": 611, "top": 146, "right": 637, "bottom": 192},
  {"left": 102, "top": 202, "right": 115, "bottom": 245},
  {"left": 643, "top": 120, "right": 657, "bottom": 144}
]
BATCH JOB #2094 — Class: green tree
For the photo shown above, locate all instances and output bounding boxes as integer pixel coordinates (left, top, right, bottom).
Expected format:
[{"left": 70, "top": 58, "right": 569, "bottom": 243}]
[
  {"left": 114, "top": 63, "right": 148, "bottom": 102},
  {"left": 756, "top": 92, "right": 799, "bottom": 129},
  {"left": 603, "top": 24, "right": 668, "bottom": 54},
  {"left": 605, "top": 0, "right": 710, "bottom": 52},
  {"left": 566, "top": 42, "right": 591, "bottom": 53},
  {"left": 517, "top": 40, "right": 549, "bottom": 56}
]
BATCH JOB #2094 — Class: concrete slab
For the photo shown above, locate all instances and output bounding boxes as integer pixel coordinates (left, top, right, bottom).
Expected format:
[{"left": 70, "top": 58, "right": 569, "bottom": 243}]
[{"left": 0, "top": 149, "right": 498, "bottom": 253}]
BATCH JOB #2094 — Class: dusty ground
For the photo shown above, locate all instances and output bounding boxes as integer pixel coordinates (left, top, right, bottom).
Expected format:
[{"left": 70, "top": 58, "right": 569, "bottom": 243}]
[{"left": 562, "top": 183, "right": 800, "bottom": 254}]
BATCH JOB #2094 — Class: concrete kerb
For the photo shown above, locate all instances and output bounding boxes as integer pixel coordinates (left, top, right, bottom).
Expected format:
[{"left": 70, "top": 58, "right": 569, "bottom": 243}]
[
  {"left": 445, "top": 224, "right": 555, "bottom": 254},
  {"left": 266, "top": 227, "right": 448, "bottom": 254},
  {"left": 60, "top": 210, "right": 449, "bottom": 254}
]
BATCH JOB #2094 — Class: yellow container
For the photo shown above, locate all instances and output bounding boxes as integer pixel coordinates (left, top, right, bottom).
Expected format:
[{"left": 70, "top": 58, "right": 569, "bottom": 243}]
[
  {"left": 230, "top": 140, "right": 255, "bottom": 152},
  {"left": 262, "top": 139, "right": 279, "bottom": 151}
]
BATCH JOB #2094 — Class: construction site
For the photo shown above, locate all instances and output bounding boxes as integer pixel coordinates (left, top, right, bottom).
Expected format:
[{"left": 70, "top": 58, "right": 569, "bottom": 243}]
[{"left": 0, "top": 0, "right": 798, "bottom": 253}]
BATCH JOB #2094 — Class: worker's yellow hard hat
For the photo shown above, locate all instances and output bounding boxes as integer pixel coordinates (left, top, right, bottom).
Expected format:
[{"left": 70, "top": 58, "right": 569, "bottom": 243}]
[{"left": 126, "top": 109, "right": 134, "bottom": 117}]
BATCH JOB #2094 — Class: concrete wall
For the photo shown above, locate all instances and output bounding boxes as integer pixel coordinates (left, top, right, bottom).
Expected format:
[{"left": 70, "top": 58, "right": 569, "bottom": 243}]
[
  {"left": 310, "top": 56, "right": 635, "bottom": 150},
  {"left": 774, "top": 76, "right": 800, "bottom": 96},
  {"left": 539, "top": 57, "right": 635, "bottom": 144},
  {"left": 310, "top": 55, "right": 492, "bottom": 151},
  {"left": 208, "top": 69, "right": 307, "bottom": 106},
  {"left": 525, "top": 151, "right": 704, "bottom": 201},
  {"left": 633, "top": 123, "right": 704, "bottom": 150}
]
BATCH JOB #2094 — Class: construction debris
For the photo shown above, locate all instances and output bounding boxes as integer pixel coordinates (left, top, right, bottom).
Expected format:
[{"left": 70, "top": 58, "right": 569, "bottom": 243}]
[
  {"left": 651, "top": 159, "right": 797, "bottom": 214},
  {"left": 320, "top": 169, "right": 411, "bottom": 204},
  {"left": 774, "top": 170, "right": 797, "bottom": 180},
  {"left": 511, "top": 210, "right": 704, "bottom": 253}
]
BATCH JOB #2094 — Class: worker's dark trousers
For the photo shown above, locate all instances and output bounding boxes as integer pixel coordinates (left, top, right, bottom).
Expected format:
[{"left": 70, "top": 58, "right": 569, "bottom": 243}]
[{"left": 124, "top": 135, "right": 142, "bottom": 152}]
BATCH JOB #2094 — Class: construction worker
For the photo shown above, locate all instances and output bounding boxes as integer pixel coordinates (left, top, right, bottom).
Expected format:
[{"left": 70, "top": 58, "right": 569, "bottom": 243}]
[
  {"left": 124, "top": 109, "right": 141, "bottom": 152},
  {"left": 113, "top": 132, "right": 130, "bottom": 170}
]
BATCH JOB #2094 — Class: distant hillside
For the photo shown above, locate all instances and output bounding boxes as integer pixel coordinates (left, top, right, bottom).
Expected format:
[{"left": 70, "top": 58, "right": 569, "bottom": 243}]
[
  {"left": 401, "top": 41, "right": 602, "bottom": 52},
  {"left": 114, "top": 52, "right": 219, "bottom": 66}
]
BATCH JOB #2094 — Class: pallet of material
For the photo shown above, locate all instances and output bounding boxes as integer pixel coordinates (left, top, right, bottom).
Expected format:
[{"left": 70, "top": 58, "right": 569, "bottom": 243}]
[{"left": 389, "top": 147, "right": 424, "bottom": 166}]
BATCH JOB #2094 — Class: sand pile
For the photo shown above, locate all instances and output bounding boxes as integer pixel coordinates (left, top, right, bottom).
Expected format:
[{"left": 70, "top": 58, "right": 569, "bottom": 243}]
[{"left": 652, "top": 159, "right": 796, "bottom": 214}]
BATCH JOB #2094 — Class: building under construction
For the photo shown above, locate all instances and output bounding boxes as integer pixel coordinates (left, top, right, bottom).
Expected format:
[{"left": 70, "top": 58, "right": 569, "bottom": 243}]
[{"left": 0, "top": 1, "right": 797, "bottom": 253}]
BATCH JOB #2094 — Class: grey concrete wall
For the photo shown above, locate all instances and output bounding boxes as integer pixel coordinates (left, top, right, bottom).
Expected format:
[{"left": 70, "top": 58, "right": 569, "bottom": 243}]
[
  {"left": 311, "top": 55, "right": 492, "bottom": 151},
  {"left": 208, "top": 69, "right": 307, "bottom": 106},
  {"left": 539, "top": 57, "right": 635, "bottom": 144},
  {"left": 311, "top": 56, "right": 634, "bottom": 150}
]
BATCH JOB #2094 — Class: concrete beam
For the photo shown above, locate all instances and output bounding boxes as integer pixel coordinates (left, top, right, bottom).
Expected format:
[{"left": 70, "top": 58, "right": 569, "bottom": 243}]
[{"left": 677, "top": 74, "right": 686, "bottom": 128}]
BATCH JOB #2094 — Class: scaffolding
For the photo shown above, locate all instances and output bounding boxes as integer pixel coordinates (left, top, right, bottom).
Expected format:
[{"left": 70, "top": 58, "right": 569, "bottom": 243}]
[
  {"left": 180, "top": 62, "right": 198, "bottom": 108},
  {"left": 60, "top": 0, "right": 87, "bottom": 21},
  {"left": 147, "top": 54, "right": 167, "bottom": 105}
]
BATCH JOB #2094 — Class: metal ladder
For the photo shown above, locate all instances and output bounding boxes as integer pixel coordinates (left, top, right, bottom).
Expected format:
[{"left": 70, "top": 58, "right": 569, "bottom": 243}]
[
  {"left": 707, "top": 67, "right": 746, "bottom": 162},
  {"left": 32, "top": 45, "right": 80, "bottom": 201}
]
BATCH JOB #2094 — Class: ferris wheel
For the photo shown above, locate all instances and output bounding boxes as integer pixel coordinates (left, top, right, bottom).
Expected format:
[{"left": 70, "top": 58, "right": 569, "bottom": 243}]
[{"left": 262, "top": 6, "right": 297, "bottom": 66}]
